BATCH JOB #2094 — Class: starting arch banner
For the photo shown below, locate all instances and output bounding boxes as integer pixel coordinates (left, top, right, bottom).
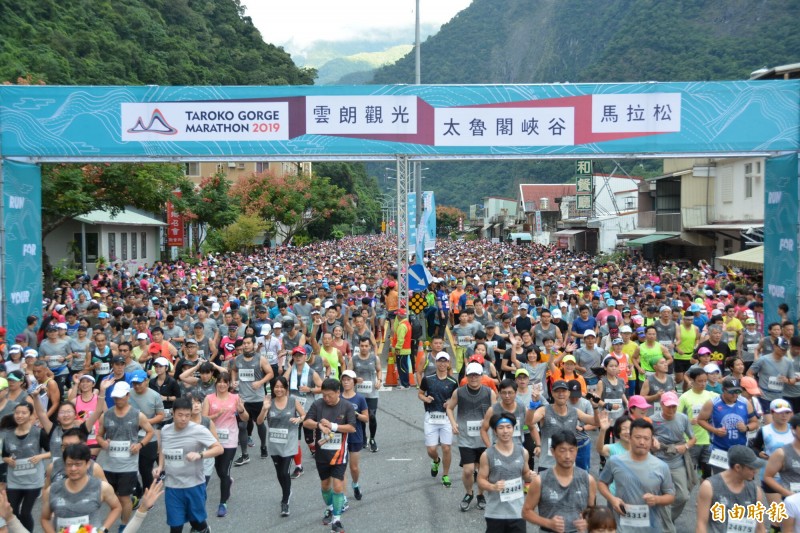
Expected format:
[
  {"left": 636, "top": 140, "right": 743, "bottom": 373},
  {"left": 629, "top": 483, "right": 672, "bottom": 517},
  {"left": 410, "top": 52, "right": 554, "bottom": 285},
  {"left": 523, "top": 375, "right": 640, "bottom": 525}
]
[{"left": 1, "top": 81, "right": 798, "bottom": 159}]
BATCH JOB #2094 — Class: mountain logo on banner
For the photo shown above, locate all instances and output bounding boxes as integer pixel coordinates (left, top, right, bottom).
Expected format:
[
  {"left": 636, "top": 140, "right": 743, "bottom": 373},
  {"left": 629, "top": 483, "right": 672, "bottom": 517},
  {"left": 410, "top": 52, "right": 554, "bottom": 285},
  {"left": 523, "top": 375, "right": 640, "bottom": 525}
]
[{"left": 127, "top": 108, "right": 178, "bottom": 135}]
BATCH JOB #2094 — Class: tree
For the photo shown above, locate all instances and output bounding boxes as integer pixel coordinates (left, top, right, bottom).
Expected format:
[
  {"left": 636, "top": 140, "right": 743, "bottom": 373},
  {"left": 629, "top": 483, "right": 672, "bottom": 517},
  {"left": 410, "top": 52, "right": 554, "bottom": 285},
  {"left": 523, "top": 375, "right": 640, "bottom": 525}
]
[
  {"left": 231, "top": 170, "right": 353, "bottom": 245},
  {"left": 306, "top": 162, "right": 383, "bottom": 238},
  {"left": 184, "top": 172, "right": 239, "bottom": 252},
  {"left": 40, "top": 162, "right": 193, "bottom": 291},
  {"left": 208, "top": 214, "right": 269, "bottom": 253},
  {"left": 436, "top": 205, "right": 467, "bottom": 236}
]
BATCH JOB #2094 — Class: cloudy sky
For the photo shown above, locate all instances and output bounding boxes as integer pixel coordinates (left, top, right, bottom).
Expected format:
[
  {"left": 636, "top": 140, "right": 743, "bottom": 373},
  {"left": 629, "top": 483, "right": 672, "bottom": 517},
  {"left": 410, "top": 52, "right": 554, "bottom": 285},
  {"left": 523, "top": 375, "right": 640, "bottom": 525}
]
[{"left": 242, "top": 0, "right": 472, "bottom": 56}]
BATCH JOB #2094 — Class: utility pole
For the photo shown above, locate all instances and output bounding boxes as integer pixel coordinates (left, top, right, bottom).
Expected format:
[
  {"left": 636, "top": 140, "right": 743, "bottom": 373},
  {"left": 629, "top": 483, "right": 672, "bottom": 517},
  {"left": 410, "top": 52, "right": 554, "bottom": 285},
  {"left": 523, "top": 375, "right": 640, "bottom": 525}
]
[{"left": 414, "top": 0, "right": 423, "bottom": 229}]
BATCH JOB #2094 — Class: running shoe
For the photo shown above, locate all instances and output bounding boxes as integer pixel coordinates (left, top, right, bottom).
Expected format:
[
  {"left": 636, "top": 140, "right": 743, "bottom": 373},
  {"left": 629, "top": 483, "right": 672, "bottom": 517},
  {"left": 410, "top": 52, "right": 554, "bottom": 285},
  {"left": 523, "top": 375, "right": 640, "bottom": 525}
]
[
  {"left": 460, "top": 493, "right": 473, "bottom": 512},
  {"left": 322, "top": 509, "right": 333, "bottom": 526},
  {"left": 261, "top": 447, "right": 268, "bottom": 459},
  {"left": 342, "top": 497, "right": 350, "bottom": 512},
  {"left": 280, "top": 503, "right": 290, "bottom": 517},
  {"left": 331, "top": 520, "right": 345, "bottom": 533},
  {"left": 130, "top": 495, "right": 140, "bottom": 511},
  {"left": 217, "top": 503, "right": 228, "bottom": 518},
  {"left": 476, "top": 494, "right": 486, "bottom": 510},
  {"left": 234, "top": 454, "right": 250, "bottom": 466},
  {"left": 247, "top": 436, "right": 254, "bottom": 447},
  {"left": 430, "top": 458, "right": 440, "bottom": 477},
  {"left": 442, "top": 475, "right": 451, "bottom": 488},
  {"left": 369, "top": 438, "right": 378, "bottom": 453},
  {"left": 291, "top": 466, "right": 304, "bottom": 479},
  {"left": 353, "top": 485, "right": 363, "bottom": 501}
]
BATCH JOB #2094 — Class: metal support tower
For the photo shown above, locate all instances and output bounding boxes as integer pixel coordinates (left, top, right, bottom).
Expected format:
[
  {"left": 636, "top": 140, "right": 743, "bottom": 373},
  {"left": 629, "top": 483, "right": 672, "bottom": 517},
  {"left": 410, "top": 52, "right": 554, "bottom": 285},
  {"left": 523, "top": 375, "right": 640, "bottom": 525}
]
[{"left": 396, "top": 155, "right": 410, "bottom": 313}]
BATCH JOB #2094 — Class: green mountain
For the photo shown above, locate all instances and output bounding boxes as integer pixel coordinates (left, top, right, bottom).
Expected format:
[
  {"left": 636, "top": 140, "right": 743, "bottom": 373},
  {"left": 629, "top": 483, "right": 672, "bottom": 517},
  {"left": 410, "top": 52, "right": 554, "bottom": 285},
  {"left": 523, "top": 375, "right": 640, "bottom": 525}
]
[
  {"left": 0, "top": 0, "right": 315, "bottom": 85},
  {"left": 317, "top": 45, "right": 413, "bottom": 85},
  {"left": 368, "top": 0, "right": 800, "bottom": 209}
]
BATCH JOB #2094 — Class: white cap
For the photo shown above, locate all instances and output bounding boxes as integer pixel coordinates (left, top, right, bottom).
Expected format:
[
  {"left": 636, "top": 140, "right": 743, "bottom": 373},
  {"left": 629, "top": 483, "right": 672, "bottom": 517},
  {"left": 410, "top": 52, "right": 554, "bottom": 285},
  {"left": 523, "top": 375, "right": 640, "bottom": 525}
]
[
  {"left": 260, "top": 324, "right": 272, "bottom": 335},
  {"left": 154, "top": 357, "right": 171, "bottom": 367},
  {"left": 111, "top": 382, "right": 131, "bottom": 398},
  {"left": 341, "top": 370, "right": 357, "bottom": 380},
  {"left": 211, "top": 302, "right": 221, "bottom": 312},
  {"left": 466, "top": 362, "right": 484, "bottom": 375},
  {"left": 704, "top": 363, "right": 721, "bottom": 374},
  {"left": 551, "top": 309, "right": 562, "bottom": 319},
  {"left": 619, "top": 325, "right": 633, "bottom": 333},
  {"left": 136, "top": 333, "right": 148, "bottom": 340},
  {"left": 272, "top": 322, "right": 282, "bottom": 329},
  {"left": 435, "top": 352, "right": 450, "bottom": 361},
  {"left": 583, "top": 330, "right": 597, "bottom": 337}
]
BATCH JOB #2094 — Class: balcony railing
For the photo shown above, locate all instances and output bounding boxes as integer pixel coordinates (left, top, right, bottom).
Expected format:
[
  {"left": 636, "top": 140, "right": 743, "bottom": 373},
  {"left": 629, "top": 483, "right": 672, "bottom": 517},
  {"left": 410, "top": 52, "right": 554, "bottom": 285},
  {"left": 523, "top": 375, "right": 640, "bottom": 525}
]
[{"left": 656, "top": 212, "right": 682, "bottom": 232}]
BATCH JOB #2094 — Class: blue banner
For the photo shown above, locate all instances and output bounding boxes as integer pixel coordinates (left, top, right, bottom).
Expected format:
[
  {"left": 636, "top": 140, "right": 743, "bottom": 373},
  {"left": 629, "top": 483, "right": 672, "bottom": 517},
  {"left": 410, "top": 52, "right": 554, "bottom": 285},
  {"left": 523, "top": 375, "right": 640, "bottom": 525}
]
[
  {"left": 1, "top": 82, "right": 797, "bottom": 158},
  {"left": 763, "top": 154, "right": 799, "bottom": 327},
  {"left": 2, "top": 161, "right": 42, "bottom": 337}
]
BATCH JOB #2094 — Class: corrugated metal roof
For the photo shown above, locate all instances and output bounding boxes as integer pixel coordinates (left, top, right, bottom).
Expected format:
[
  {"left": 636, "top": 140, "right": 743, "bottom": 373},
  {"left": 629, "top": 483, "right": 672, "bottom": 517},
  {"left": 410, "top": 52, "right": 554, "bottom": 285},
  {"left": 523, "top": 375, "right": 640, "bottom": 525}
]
[
  {"left": 519, "top": 184, "right": 576, "bottom": 212},
  {"left": 74, "top": 210, "right": 166, "bottom": 227}
]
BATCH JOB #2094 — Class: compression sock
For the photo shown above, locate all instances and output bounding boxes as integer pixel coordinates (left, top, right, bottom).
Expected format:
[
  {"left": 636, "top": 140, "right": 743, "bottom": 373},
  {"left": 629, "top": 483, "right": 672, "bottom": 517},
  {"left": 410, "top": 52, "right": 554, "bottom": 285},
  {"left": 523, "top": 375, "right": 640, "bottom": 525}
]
[{"left": 322, "top": 488, "right": 333, "bottom": 507}]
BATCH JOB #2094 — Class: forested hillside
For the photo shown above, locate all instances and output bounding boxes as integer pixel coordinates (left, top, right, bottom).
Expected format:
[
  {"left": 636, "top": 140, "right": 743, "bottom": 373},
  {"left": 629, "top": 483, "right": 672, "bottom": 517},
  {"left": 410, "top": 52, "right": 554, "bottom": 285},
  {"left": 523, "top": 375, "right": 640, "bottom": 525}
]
[{"left": 0, "top": 0, "right": 315, "bottom": 85}]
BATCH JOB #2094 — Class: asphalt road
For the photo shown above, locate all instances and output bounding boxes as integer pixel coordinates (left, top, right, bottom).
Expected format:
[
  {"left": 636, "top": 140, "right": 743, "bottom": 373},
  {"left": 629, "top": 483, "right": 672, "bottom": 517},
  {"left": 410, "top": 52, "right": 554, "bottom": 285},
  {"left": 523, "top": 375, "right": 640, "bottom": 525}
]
[{"left": 129, "top": 384, "right": 699, "bottom": 533}]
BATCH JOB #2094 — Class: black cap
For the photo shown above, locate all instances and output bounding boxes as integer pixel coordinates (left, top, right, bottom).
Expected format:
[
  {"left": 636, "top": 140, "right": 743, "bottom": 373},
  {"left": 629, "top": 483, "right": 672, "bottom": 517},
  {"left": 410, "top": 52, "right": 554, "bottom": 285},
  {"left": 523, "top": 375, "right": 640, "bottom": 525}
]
[
  {"left": 551, "top": 380, "right": 569, "bottom": 392},
  {"left": 567, "top": 380, "right": 582, "bottom": 398},
  {"left": 722, "top": 377, "right": 743, "bottom": 393},
  {"left": 111, "top": 356, "right": 126, "bottom": 365},
  {"left": 727, "top": 444, "right": 766, "bottom": 469}
]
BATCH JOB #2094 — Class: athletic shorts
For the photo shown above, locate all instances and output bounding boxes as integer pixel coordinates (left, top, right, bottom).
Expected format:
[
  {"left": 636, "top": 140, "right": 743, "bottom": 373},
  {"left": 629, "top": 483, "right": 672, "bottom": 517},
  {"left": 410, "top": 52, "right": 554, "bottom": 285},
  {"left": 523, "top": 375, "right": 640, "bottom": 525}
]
[
  {"left": 105, "top": 471, "right": 139, "bottom": 496},
  {"left": 673, "top": 358, "right": 693, "bottom": 373},
  {"left": 424, "top": 421, "right": 453, "bottom": 447},
  {"left": 316, "top": 462, "right": 347, "bottom": 481},
  {"left": 459, "top": 446, "right": 486, "bottom": 467},
  {"left": 757, "top": 396, "right": 774, "bottom": 413},
  {"left": 348, "top": 441, "right": 364, "bottom": 453},
  {"left": 166, "top": 484, "right": 208, "bottom": 527}
]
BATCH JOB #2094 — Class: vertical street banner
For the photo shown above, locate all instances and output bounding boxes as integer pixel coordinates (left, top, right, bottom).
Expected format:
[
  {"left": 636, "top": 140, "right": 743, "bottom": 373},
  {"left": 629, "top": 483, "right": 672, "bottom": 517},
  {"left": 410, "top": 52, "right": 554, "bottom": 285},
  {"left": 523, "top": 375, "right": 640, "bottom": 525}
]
[
  {"left": 407, "top": 192, "right": 417, "bottom": 254},
  {"left": 2, "top": 161, "right": 42, "bottom": 337},
  {"left": 575, "top": 160, "right": 593, "bottom": 214},
  {"left": 166, "top": 191, "right": 184, "bottom": 247},
  {"left": 763, "top": 153, "right": 799, "bottom": 328},
  {"left": 422, "top": 191, "right": 436, "bottom": 251}
]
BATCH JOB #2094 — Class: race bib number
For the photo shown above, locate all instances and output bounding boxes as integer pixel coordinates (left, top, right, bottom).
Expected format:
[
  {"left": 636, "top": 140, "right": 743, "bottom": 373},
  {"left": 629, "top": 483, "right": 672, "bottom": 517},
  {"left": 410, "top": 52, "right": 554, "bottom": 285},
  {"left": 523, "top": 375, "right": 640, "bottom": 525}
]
[
  {"left": 659, "top": 340, "right": 672, "bottom": 348},
  {"left": 109, "top": 440, "right": 131, "bottom": 458},
  {"left": 197, "top": 350, "right": 205, "bottom": 358},
  {"left": 217, "top": 429, "right": 230, "bottom": 444},
  {"left": 606, "top": 398, "right": 623, "bottom": 410},
  {"left": 768, "top": 376, "right": 784, "bottom": 392},
  {"left": 457, "top": 336, "right": 471, "bottom": 347},
  {"left": 137, "top": 429, "right": 146, "bottom": 439},
  {"left": 466, "top": 420, "right": 482, "bottom": 437},
  {"left": 427, "top": 411, "right": 448, "bottom": 425},
  {"left": 297, "top": 396, "right": 308, "bottom": 409},
  {"left": 164, "top": 448, "right": 184, "bottom": 467},
  {"left": 709, "top": 448, "right": 729, "bottom": 469},
  {"left": 653, "top": 402, "right": 663, "bottom": 416},
  {"left": 266, "top": 351, "right": 277, "bottom": 362},
  {"left": 745, "top": 344, "right": 757, "bottom": 353},
  {"left": 269, "top": 427, "right": 289, "bottom": 444},
  {"left": 47, "top": 355, "right": 62, "bottom": 366},
  {"left": 619, "top": 504, "right": 650, "bottom": 528},
  {"left": 98, "top": 362, "right": 111, "bottom": 374},
  {"left": 513, "top": 421, "right": 522, "bottom": 438},
  {"left": 321, "top": 433, "right": 343, "bottom": 451},
  {"left": 356, "top": 381, "right": 373, "bottom": 395},
  {"left": 13, "top": 458, "right": 35, "bottom": 475},
  {"left": 163, "top": 409, "right": 172, "bottom": 420},
  {"left": 499, "top": 477, "right": 523, "bottom": 502},
  {"left": 691, "top": 404, "right": 702, "bottom": 419},
  {"left": 238, "top": 369, "right": 255, "bottom": 382},
  {"left": 57, "top": 516, "right": 90, "bottom": 529},
  {"left": 352, "top": 346, "right": 361, "bottom": 358},
  {"left": 727, "top": 518, "right": 757, "bottom": 533}
]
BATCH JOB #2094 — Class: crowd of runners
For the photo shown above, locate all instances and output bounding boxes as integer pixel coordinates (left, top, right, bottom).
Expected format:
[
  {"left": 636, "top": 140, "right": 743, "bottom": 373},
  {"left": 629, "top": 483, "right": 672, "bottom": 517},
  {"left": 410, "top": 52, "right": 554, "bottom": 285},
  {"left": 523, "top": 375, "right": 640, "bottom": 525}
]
[{"left": 0, "top": 234, "right": 797, "bottom": 532}]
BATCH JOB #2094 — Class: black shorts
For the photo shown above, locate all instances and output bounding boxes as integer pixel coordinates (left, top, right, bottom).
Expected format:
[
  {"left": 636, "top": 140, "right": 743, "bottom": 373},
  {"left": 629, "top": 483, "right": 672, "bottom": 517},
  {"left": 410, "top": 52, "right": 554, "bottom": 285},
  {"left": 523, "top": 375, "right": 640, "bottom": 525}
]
[
  {"left": 316, "top": 462, "right": 347, "bottom": 481},
  {"left": 459, "top": 446, "right": 486, "bottom": 467},
  {"left": 348, "top": 441, "right": 364, "bottom": 453},
  {"left": 485, "top": 517, "right": 526, "bottom": 533},
  {"left": 762, "top": 480, "right": 780, "bottom": 495},
  {"left": 105, "top": 471, "right": 139, "bottom": 496},
  {"left": 674, "top": 359, "right": 693, "bottom": 373}
]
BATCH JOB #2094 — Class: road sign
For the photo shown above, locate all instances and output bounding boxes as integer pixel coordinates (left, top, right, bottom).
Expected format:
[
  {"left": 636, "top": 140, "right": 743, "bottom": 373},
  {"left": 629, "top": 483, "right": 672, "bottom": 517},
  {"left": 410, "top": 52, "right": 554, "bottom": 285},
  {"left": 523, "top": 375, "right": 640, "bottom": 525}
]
[
  {"left": 409, "top": 293, "right": 426, "bottom": 314},
  {"left": 408, "top": 263, "right": 431, "bottom": 292}
]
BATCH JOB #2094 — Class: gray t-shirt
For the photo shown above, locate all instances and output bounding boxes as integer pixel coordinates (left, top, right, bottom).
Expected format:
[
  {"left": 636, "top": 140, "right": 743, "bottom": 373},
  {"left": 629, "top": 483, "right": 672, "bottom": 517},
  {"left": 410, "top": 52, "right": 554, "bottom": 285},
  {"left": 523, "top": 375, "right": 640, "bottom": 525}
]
[
  {"left": 651, "top": 412, "right": 694, "bottom": 469},
  {"left": 39, "top": 339, "right": 71, "bottom": 374},
  {"left": 161, "top": 421, "right": 218, "bottom": 488},
  {"left": 598, "top": 452, "right": 675, "bottom": 533},
  {"left": 129, "top": 388, "right": 164, "bottom": 431},
  {"left": 68, "top": 337, "right": 91, "bottom": 372},
  {"left": 749, "top": 355, "right": 794, "bottom": 400},
  {"left": 574, "top": 346, "right": 605, "bottom": 382}
]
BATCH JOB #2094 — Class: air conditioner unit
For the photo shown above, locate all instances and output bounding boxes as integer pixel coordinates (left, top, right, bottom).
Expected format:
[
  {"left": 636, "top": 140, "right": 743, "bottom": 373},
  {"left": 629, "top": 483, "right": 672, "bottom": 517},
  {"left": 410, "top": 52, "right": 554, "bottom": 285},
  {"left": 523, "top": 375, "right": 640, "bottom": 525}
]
[
  {"left": 540, "top": 198, "right": 549, "bottom": 210},
  {"left": 228, "top": 162, "right": 237, "bottom": 169},
  {"left": 237, "top": 163, "right": 246, "bottom": 170}
]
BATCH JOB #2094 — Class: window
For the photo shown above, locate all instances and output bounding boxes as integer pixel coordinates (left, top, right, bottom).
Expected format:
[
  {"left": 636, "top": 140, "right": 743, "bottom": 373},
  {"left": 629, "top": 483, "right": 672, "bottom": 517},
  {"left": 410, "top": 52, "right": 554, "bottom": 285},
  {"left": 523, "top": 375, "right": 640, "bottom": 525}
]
[
  {"left": 121, "top": 233, "right": 127, "bottom": 260},
  {"left": 73, "top": 233, "right": 99, "bottom": 264},
  {"left": 256, "top": 162, "right": 270, "bottom": 173},
  {"left": 141, "top": 232, "right": 147, "bottom": 259},
  {"left": 744, "top": 161, "right": 758, "bottom": 199},
  {"left": 625, "top": 197, "right": 635, "bottom": 210},
  {"left": 745, "top": 175, "right": 753, "bottom": 198},
  {"left": 216, "top": 163, "right": 225, "bottom": 173},
  {"left": 108, "top": 233, "right": 116, "bottom": 262},
  {"left": 720, "top": 166, "right": 734, "bottom": 203},
  {"left": 184, "top": 163, "right": 200, "bottom": 177},
  {"left": 131, "top": 232, "right": 137, "bottom": 260}
]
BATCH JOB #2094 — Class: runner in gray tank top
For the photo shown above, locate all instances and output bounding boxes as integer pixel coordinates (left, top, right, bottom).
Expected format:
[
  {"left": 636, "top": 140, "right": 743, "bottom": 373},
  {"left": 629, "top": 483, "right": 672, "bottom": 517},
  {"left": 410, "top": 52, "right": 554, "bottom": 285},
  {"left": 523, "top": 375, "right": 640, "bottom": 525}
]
[
  {"left": 480, "top": 379, "right": 526, "bottom": 449},
  {"left": 528, "top": 380, "right": 599, "bottom": 471},
  {"left": 350, "top": 338, "right": 382, "bottom": 453},
  {"left": 446, "top": 363, "right": 495, "bottom": 512},
  {"left": 764, "top": 414, "right": 800, "bottom": 501},
  {"left": 523, "top": 429, "right": 596, "bottom": 533},
  {"left": 696, "top": 444, "right": 765, "bottom": 533},
  {"left": 283, "top": 346, "right": 323, "bottom": 479},
  {"left": 478, "top": 412, "right": 533, "bottom": 533},
  {"left": 41, "top": 442, "right": 120, "bottom": 532}
]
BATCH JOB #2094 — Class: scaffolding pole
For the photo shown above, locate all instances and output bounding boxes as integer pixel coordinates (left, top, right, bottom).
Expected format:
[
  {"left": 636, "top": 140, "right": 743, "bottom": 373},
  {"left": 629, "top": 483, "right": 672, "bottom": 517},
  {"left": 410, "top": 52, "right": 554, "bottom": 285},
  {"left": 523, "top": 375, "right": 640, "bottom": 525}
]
[{"left": 396, "top": 155, "right": 409, "bottom": 314}]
